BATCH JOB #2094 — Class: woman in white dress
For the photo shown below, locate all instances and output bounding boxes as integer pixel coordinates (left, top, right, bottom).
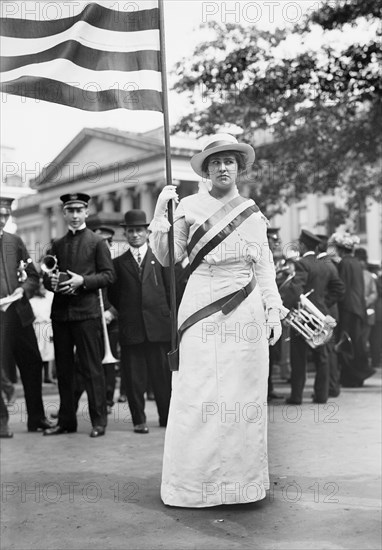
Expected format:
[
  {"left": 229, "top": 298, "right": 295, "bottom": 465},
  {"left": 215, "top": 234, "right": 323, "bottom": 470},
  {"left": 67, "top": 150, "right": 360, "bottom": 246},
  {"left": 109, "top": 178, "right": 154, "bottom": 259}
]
[{"left": 149, "top": 134, "right": 284, "bottom": 507}]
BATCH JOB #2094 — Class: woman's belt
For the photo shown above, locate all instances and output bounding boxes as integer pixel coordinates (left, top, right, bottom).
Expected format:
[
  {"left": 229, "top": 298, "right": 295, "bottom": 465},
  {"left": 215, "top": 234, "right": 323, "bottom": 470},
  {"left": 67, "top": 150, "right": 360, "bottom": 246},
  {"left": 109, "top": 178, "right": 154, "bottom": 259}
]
[{"left": 167, "top": 275, "right": 257, "bottom": 371}]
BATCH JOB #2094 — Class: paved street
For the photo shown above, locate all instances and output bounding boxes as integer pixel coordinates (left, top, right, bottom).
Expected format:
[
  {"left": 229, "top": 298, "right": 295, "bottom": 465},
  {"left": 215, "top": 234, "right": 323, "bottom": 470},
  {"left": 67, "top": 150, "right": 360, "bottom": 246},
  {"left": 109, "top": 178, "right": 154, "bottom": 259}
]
[{"left": 1, "top": 370, "right": 381, "bottom": 550}]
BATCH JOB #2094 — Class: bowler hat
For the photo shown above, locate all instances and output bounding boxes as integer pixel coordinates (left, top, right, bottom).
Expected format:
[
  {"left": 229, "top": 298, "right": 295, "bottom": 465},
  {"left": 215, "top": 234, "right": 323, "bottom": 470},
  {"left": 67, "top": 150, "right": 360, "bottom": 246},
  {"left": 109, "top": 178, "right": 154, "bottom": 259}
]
[
  {"left": 60, "top": 193, "right": 90, "bottom": 207},
  {"left": 190, "top": 133, "right": 255, "bottom": 177},
  {"left": 120, "top": 209, "right": 149, "bottom": 227},
  {"left": 299, "top": 229, "right": 322, "bottom": 250}
]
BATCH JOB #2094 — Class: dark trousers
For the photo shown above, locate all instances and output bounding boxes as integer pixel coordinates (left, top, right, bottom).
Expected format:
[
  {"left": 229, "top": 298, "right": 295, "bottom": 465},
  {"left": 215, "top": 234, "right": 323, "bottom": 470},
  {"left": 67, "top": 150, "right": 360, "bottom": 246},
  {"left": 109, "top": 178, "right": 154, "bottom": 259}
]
[
  {"left": 120, "top": 342, "right": 171, "bottom": 427},
  {"left": 290, "top": 331, "right": 329, "bottom": 403},
  {"left": 338, "top": 311, "right": 369, "bottom": 386},
  {"left": 369, "top": 321, "right": 382, "bottom": 368},
  {"left": 0, "top": 306, "right": 45, "bottom": 428},
  {"left": 52, "top": 318, "right": 107, "bottom": 430},
  {"left": 74, "top": 321, "right": 118, "bottom": 408},
  {"left": 328, "top": 327, "right": 341, "bottom": 397}
]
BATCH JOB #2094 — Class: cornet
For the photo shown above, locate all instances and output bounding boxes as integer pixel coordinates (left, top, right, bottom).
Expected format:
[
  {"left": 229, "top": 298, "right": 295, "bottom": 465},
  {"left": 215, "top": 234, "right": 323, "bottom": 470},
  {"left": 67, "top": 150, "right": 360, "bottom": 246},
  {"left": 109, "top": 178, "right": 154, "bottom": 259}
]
[
  {"left": 40, "top": 255, "right": 69, "bottom": 288},
  {"left": 283, "top": 291, "right": 336, "bottom": 349},
  {"left": 99, "top": 289, "right": 118, "bottom": 365}
]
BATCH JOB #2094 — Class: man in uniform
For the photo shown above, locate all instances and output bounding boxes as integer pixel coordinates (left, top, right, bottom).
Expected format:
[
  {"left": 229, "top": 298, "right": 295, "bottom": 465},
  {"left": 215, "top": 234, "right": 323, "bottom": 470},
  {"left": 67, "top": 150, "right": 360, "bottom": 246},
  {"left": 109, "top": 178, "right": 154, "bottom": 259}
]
[
  {"left": 280, "top": 230, "right": 344, "bottom": 404},
  {"left": 109, "top": 209, "right": 172, "bottom": 434},
  {"left": 0, "top": 196, "right": 52, "bottom": 436},
  {"left": 43, "top": 194, "right": 115, "bottom": 437}
]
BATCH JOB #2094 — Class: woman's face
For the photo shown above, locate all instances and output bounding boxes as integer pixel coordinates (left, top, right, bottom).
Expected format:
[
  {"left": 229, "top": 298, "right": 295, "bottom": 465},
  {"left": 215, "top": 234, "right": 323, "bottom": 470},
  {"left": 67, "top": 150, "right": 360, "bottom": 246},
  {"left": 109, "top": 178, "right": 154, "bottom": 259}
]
[{"left": 206, "top": 153, "right": 238, "bottom": 191}]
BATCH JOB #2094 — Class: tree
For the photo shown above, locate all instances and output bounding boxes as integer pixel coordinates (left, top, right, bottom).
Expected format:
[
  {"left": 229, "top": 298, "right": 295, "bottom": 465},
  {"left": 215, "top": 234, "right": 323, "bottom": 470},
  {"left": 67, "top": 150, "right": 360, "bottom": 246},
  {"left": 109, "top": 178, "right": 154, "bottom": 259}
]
[{"left": 172, "top": 0, "right": 381, "bottom": 217}]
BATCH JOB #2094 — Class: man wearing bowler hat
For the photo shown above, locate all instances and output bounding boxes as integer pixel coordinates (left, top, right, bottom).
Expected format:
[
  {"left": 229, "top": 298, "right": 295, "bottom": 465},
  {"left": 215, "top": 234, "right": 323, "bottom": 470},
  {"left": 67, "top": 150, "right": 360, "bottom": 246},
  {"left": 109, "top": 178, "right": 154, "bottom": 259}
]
[
  {"left": 43, "top": 193, "right": 115, "bottom": 437},
  {"left": 280, "top": 229, "right": 345, "bottom": 404},
  {"left": 108, "top": 209, "right": 172, "bottom": 434},
  {"left": 0, "top": 196, "right": 52, "bottom": 437}
]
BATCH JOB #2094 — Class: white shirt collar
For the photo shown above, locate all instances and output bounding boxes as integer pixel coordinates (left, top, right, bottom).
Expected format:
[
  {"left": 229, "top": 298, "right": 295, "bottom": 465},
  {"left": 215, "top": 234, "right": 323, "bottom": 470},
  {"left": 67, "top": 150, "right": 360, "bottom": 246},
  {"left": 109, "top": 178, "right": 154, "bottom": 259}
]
[
  {"left": 316, "top": 252, "right": 327, "bottom": 259},
  {"left": 68, "top": 223, "right": 86, "bottom": 234},
  {"left": 130, "top": 242, "right": 148, "bottom": 262},
  {"left": 302, "top": 251, "right": 316, "bottom": 257}
]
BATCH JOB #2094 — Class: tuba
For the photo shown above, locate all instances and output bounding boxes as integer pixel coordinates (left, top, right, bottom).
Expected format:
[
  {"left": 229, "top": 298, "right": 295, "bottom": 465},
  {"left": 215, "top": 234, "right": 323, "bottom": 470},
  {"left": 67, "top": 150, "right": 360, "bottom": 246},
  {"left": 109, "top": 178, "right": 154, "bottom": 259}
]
[
  {"left": 98, "top": 289, "right": 118, "bottom": 365},
  {"left": 283, "top": 291, "right": 336, "bottom": 349}
]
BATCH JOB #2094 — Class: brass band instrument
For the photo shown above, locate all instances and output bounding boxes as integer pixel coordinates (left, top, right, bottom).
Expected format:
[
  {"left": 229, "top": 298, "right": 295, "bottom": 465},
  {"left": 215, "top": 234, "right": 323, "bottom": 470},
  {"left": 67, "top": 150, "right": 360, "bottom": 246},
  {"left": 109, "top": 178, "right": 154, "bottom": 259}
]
[
  {"left": 41, "top": 255, "right": 70, "bottom": 289},
  {"left": 99, "top": 289, "right": 118, "bottom": 365},
  {"left": 283, "top": 291, "right": 336, "bottom": 349}
]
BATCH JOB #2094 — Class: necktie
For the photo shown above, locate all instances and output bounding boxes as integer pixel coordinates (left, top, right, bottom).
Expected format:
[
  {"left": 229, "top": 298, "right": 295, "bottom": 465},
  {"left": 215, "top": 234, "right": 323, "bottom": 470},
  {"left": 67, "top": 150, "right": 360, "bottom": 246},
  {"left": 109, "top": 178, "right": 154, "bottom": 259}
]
[{"left": 137, "top": 249, "right": 142, "bottom": 278}]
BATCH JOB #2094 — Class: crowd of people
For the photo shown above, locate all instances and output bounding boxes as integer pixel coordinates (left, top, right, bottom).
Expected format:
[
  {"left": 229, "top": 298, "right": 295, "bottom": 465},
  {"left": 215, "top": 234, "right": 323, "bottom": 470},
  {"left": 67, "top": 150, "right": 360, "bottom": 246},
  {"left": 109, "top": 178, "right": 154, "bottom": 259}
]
[
  {"left": 267, "top": 228, "right": 380, "bottom": 405},
  {"left": 0, "top": 133, "right": 381, "bottom": 508}
]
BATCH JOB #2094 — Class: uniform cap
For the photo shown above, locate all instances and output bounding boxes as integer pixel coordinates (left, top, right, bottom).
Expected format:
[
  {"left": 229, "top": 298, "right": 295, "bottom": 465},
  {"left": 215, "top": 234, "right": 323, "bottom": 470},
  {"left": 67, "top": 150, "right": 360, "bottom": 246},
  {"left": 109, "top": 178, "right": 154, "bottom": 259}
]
[
  {"left": 60, "top": 193, "right": 90, "bottom": 207},
  {"left": 299, "top": 229, "right": 322, "bottom": 250}
]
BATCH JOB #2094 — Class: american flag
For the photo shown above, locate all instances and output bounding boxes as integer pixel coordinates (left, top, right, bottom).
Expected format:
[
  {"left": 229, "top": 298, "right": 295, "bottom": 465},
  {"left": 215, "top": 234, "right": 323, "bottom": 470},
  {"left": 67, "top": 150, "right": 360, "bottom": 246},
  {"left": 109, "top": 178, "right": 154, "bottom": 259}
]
[{"left": 0, "top": 1, "right": 162, "bottom": 112}]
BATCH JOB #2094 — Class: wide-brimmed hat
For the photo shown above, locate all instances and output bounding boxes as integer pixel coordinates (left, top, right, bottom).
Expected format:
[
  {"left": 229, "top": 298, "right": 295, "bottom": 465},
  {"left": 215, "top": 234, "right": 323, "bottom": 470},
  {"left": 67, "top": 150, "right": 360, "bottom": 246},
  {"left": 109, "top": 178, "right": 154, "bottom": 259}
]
[
  {"left": 190, "top": 133, "right": 255, "bottom": 177},
  {"left": 120, "top": 209, "right": 149, "bottom": 228},
  {"left": 329, "top": 231, "right": 360, "bottom": 251}
]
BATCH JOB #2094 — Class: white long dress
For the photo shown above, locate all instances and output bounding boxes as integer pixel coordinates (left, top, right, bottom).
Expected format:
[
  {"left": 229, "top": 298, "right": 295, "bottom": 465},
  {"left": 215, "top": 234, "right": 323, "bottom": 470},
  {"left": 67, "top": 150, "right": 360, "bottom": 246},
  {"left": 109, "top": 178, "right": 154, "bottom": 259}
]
[{"left": 149, "top": 189, "right": 283, "bottom": 508}]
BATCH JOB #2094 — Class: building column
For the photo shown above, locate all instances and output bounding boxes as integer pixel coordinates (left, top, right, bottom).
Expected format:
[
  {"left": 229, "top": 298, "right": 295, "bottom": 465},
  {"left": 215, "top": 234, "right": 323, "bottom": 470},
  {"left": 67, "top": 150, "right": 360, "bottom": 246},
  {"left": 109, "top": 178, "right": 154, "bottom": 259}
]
[
  {"left": 366, "top": 199, "right": 382, "bottom": 262},
  {"left": 140, "top": 183, "right": 155, "bottom": 219},
  {"left": 120, "top": 189, "right": 133, "bottom": 212},
  {"left": 54, "top": 205, "right": 66, "bottom": 238},
  {"left": 40, "top": 207, "right": 51, "bottom": 258}
]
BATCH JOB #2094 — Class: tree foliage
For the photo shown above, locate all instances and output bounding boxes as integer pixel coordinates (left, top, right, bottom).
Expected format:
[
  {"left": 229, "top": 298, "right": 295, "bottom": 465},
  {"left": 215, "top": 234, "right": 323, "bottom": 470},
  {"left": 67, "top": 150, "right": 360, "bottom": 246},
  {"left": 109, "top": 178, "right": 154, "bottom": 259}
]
[{"left": 171, "top": 0, "right": 381, "bottom": 216}]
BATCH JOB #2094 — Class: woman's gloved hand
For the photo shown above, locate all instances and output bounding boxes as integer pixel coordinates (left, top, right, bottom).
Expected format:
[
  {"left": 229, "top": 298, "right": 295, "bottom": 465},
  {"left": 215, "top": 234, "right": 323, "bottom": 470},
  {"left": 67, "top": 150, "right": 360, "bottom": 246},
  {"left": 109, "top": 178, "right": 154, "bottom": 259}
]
[
  {"left": 266, "top": 308, "right": 282, "bottom": 346},
  {"left": 153, "top": 185, "right": 179, "bottom": 219}
]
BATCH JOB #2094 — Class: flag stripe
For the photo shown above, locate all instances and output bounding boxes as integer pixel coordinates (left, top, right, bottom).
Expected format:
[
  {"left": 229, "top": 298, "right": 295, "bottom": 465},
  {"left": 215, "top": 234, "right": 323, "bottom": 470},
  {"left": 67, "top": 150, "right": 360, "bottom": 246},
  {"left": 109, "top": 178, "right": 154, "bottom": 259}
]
[
  {"left": 0, "top": 1, "right": 162, "bottom": 112},
  {"left": 1, "top": 1, "right": 159, "bottom": 20},
  {"left": 0, "top": 4, "right": 159, "bottom": 37},
  {"left": 0, "top": 76, "right": 163, "bottom": 112},
  {"left": 1, "top": 26, "right": 160, "bottom": 56},
  {"left": 1, "top": 41, "right": 160, "bottom": 73},
  {"left": 2, "top": 59, "right": 162, "bottom": 92}
]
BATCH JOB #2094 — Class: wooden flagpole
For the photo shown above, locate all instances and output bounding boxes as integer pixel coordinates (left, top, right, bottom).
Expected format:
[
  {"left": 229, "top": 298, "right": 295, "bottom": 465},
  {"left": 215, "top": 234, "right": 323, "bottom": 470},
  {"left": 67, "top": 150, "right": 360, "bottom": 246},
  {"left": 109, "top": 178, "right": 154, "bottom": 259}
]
[{"left": 158, "top": 0, "right": 178, "bottom": 361}]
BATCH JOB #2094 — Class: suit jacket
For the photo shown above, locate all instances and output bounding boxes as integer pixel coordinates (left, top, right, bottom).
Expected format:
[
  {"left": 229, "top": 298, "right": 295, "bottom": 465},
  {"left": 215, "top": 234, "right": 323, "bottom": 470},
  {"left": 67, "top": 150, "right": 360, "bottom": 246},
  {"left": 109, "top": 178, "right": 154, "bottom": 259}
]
[
  {"left": 109, "top": 246, "right": 171, "bottom": 345},
  {"left": 337, "top": 255, "right": 367, "bottom": 320},
  {"left": 280, "top": 252, "right": 345, "bottom": 315},
  {"left": 0, "top": 231, "right": 39, "bottom": 326},
  {"left": 46, "top": 227, "right": 115, "bottom": 322}
]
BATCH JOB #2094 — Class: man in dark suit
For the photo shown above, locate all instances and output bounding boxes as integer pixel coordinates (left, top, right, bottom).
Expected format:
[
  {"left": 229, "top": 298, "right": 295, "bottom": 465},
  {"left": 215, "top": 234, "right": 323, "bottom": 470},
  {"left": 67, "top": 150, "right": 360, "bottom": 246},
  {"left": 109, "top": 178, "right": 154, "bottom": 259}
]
[
  {"left": 316, "top": 234, "right": 346, "bottom": 397},
  {"left": 0, "top": 196, "right": 52, "bottom": 436},
  {"left": 329, "top": 233, "right": 375, "bottom": 387},
  {"left": 280, "top": 230, "right": 345, "bottom": 404},
  {"left": 43, "top": 193, "right": 115, "bottom": 438},
  {"left": 109, "top": 209, "right": 171, "bottom": 434}
]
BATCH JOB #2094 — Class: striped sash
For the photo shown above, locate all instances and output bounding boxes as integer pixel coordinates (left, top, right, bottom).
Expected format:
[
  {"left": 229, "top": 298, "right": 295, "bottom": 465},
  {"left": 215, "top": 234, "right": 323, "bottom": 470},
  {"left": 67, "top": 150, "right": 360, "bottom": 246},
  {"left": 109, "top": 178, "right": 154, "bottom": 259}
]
[{"left": 187, "top": 196, "right": 259, "bottom": 273}]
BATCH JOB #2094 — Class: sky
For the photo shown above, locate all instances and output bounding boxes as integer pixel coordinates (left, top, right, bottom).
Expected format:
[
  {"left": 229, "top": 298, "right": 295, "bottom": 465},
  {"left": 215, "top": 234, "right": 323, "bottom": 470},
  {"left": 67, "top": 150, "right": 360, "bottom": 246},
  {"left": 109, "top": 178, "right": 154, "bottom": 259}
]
[{"left": 0, "top": 0, "right": 375, "bottom": 181}]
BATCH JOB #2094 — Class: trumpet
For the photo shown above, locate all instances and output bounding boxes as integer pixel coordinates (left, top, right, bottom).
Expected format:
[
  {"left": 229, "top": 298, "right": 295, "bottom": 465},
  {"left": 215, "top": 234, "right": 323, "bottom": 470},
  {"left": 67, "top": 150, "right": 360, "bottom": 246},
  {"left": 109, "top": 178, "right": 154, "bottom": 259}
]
[
  {"left": 283, "top": 291, "right": 336, "bottom": 349},
  {"left": 99, "top": 289, "right": 118, "bottom": 365}
]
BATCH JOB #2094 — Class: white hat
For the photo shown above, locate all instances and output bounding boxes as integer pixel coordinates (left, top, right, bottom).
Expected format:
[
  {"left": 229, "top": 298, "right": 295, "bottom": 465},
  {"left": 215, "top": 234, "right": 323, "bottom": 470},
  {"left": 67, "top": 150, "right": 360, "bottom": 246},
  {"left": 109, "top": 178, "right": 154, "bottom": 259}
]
[{"left": 190, "top": 133, "right": 255, "bottom": 177}]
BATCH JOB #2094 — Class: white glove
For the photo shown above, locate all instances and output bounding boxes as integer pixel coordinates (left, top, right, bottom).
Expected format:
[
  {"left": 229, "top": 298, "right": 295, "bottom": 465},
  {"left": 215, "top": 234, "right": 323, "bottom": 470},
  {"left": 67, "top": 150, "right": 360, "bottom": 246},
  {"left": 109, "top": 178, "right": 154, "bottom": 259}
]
[
  {"left": 153, "top": 185, "right": 179, "bottom": 218},
  {"left": 266, "top": 308, "right": 282, "bottom": 346}
]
